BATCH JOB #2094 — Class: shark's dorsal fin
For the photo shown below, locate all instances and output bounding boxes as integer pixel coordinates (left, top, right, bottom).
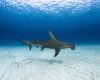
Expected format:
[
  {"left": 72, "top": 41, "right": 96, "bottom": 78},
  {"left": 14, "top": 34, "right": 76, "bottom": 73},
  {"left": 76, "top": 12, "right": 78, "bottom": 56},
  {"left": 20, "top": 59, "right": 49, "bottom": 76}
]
[{"left": 48, "top": 30, "right": 56, "bottom": 41}]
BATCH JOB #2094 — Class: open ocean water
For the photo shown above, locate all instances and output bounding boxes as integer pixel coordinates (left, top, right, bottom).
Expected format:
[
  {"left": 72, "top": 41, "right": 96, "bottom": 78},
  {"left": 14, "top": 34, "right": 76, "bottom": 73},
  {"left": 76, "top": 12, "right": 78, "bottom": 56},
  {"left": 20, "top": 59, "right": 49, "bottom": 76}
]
[{"left": 0, "top": 0, "right": 100, "bottom": 80}]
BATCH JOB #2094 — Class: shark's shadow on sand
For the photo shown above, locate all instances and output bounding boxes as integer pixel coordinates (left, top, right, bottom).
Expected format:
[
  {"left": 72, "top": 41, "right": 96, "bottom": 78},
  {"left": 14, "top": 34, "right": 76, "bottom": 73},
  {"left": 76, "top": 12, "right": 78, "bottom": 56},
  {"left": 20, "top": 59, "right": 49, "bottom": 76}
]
[
  {"left": 24, "top": 58, "right": 63, "bottom": 64},
  {"left": 32, "top": 58, "right": 63, "bottom": 64},
  {"left": 13, "top": 58, "right": 63, "bottom": 68}
]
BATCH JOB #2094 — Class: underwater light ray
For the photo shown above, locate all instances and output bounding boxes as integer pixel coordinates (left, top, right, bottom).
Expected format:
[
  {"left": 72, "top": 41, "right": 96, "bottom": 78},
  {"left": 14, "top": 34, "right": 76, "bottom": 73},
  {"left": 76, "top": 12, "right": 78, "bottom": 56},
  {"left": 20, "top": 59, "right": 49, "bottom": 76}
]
[{"left": 1, "top": 0, "right": 100, "bottom": 14}]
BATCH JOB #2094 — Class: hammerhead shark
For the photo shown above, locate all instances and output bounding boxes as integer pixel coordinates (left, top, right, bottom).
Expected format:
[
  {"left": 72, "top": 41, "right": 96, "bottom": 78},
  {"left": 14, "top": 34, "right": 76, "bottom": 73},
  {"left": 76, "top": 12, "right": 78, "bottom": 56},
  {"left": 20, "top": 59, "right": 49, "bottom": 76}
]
[{"left": 17, "top": 30, "right": 75, "bottom": 57}]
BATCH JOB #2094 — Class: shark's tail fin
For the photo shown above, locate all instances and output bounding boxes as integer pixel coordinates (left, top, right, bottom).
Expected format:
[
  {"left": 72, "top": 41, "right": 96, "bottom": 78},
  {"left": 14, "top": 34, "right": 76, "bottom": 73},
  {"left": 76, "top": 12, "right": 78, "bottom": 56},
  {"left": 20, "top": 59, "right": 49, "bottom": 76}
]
[{"left": 17, "top": 39, "right": 33, "bottom": 51}]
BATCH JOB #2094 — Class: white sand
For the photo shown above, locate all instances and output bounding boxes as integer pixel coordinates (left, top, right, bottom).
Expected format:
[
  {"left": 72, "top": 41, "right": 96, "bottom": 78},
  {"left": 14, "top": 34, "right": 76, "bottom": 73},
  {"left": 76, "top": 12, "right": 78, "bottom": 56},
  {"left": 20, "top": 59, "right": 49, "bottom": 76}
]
[{"left": 0, "top": 45, "right": 100, "bottom": 80}]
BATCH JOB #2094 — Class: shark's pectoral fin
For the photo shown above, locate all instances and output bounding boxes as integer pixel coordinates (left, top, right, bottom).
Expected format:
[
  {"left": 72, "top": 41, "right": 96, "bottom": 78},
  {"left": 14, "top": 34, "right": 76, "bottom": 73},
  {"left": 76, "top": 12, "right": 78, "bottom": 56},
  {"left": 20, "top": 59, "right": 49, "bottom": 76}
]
[
  {"left": 54, "top": 48, "right": 61, "bottom": 57},
  {"left": 41, "top": 46, "right": 45, "bottom": 51}
]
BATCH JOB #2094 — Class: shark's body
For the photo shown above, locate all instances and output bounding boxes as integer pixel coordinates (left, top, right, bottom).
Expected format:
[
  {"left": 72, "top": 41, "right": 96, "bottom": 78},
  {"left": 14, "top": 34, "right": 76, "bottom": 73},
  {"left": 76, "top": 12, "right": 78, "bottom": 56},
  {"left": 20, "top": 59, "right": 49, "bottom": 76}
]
[{"left": 17, "top": 30, "right": 75, "bottom": 57}]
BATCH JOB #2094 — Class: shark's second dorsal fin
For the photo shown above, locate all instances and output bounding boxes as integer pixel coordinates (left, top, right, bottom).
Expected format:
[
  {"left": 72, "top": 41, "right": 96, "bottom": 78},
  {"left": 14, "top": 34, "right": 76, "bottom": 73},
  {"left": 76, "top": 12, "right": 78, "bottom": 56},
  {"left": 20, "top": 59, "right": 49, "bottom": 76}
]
[{"left": 48, "top": 30, "right": 56, "bottom": 41}]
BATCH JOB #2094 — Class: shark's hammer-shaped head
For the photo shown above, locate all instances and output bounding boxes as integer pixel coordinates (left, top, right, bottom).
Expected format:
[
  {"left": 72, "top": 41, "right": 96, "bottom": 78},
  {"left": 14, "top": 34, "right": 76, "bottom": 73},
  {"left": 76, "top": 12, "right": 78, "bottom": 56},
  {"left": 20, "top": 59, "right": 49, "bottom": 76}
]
[
  {"left": 69, "top": 44, "right": 75, "bottom": 50},
  {"left": 60, "top": 42, "right": 75, "bottom": 50}
]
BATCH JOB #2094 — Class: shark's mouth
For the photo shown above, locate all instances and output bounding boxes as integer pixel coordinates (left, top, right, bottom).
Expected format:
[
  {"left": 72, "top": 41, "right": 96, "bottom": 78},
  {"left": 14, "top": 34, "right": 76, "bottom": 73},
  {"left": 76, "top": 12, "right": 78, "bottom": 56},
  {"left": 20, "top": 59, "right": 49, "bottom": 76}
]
[{"left": 0, "top": 0, "right": 100, "bottom": 14}]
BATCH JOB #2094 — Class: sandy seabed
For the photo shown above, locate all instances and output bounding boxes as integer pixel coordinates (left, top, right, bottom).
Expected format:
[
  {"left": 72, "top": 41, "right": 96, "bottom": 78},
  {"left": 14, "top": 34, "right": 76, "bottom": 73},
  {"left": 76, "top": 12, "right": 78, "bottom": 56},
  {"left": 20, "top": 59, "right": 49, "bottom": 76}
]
[{"left": 0, "top": 45, "right": 100, "bottom": 80}]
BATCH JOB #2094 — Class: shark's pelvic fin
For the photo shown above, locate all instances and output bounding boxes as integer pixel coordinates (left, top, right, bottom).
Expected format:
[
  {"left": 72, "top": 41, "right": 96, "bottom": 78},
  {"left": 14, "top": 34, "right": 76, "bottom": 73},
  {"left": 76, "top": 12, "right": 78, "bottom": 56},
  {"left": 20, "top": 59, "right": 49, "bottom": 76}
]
[
  {"left": 41, "top": 46, "right": 45, "bottom": 51},
  {"left": 48, "top": 30, "right": 56, "bottom": 41},
  {"left": 54, "top": 48, "right": 61, "bottom": 57},
  {"left": 17, "top": 39, "right": 33, "bottom": 51}
]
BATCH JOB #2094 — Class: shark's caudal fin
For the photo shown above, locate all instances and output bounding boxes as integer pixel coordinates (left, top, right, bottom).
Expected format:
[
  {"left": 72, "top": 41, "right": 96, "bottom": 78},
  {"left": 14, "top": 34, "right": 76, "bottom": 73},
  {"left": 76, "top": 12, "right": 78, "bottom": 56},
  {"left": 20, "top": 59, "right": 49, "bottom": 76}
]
[
  {"left": 48, "top": 30, "right": 57, "bottom": 41},
  {"left": 17, "top": 39, "right": 33, "bottom": 51}
]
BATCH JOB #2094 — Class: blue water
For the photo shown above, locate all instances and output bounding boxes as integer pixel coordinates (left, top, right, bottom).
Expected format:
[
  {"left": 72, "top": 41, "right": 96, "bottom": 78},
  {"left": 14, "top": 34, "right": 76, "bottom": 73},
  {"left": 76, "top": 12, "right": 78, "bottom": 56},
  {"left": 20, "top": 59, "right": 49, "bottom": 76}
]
[
  {"left": 0, "top": 0, "right": 100, "bottom": 46},
  {"left": 0, "top": 1, "right": 100, "bottom": 80}
]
